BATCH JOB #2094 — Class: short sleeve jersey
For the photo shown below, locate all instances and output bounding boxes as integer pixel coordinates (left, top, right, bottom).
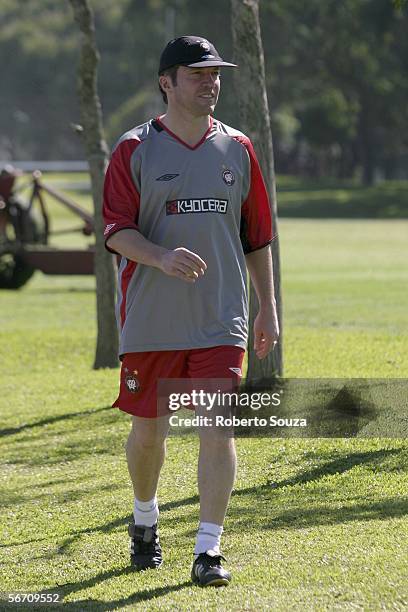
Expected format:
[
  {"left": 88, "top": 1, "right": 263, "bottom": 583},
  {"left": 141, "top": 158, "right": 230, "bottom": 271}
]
[{"left": 103, "top": 116, "right": 275, "bottom": 356}]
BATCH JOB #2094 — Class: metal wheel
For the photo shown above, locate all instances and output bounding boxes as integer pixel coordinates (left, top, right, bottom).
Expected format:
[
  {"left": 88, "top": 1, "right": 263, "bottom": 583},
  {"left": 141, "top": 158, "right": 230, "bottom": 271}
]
[
  {"left": 0, "top": 199, "right": 45, "bottom": 289},
  {"left": 0, "top": 251, "right": 35, "bottom": 289}
]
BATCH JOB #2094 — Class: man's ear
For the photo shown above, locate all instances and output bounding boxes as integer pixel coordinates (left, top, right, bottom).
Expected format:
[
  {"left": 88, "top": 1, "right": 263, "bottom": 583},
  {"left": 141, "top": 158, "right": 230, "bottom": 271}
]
[{"left": 159, "top": 74, "right": 171, "bottom": 93}]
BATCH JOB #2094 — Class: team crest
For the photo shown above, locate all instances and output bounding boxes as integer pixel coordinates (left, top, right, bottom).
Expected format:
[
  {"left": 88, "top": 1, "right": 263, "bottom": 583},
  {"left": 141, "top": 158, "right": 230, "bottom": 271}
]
[
  {"left": 222, "top": 169, "right": 235, "bottom": 186},
  {"left": 200, "top": 41, "right": 211, "bottom": 51},
  {"left": 125, "top": 369, "right": 140, "bottom": 394}
]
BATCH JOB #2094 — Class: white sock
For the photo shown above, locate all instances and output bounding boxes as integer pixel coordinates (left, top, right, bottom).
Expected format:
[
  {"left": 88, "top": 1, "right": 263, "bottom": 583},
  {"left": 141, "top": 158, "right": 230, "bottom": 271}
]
[
  {"left": 133, "top": 496, "right": 159, "bottom": 527},
  {"left": 194, "top": 522, "right": 223, "bottom": 556}
]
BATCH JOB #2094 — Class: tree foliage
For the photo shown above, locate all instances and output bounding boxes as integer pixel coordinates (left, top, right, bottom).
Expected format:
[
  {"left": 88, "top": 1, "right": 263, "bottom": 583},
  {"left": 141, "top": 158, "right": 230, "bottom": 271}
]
[{"left": 2, "top": 0, "right": 407, "bottom": 182}]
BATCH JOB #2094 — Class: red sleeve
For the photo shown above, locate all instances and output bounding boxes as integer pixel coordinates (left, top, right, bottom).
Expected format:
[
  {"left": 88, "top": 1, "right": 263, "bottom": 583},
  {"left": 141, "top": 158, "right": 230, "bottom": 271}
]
[
  {"left": 234, "top": 136, "right": 275, "bottom": 254},
  {"left": 102, "top": 138, "right": 141, "bottom": 254}
]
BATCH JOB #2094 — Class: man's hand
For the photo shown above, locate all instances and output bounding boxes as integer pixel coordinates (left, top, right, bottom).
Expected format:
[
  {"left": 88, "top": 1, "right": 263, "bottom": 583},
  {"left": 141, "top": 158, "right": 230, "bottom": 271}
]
[
  {"left": 106, "top": 231, "right": 207, "bottom": 283},
  {"left": 159, "top": 247, "right": 207, "bottom": 283},
  {"left": 253, "top": 306, "right": 279, "bottom": 360}
]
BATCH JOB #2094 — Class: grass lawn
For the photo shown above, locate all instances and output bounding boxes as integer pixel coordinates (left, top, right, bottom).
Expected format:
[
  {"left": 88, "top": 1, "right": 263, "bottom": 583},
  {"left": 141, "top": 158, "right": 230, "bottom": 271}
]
[
  {"left": 276, "top": 176, "right": 408, "bottom": 218},
  {"left": 1, "top": 178, "right": 408, "bottom": 610},
  {"left": 280, "top": 218, "right": 408, "bottom": 377}
]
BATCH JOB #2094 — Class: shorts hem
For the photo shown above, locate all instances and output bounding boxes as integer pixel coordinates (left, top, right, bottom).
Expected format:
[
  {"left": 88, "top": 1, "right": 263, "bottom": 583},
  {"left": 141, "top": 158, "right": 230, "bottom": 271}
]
[
  {"left": 120, "top": 338, "right": 247, "bottom": 354},
  {"left": 112, "top": 401, "right": 159, "bottom": 418}
]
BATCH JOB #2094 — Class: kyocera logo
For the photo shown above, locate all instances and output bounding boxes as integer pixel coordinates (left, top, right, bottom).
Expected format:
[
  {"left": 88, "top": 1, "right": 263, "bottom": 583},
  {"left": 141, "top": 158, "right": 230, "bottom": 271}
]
[{"left": 166, "top": 198, "right": 228, "bottom": 215}]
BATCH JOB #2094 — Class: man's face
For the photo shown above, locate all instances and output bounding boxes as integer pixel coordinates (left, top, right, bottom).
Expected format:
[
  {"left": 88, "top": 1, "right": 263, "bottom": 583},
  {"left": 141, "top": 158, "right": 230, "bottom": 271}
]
[{"left": 162, "top": 66, "right": 221, "bottom": 116}]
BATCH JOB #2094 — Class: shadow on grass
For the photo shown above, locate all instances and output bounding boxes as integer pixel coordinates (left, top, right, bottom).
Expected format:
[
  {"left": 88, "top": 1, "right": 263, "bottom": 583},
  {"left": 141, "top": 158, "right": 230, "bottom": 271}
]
[
  {"left": 1, "top": 406, "right": 126, "bottom": 474},
  {"left": 5, "top": 445, "right": 406, "bottom": 558},
  {"left": 55, "top": 514, "right": 131, "bottom": 558},
  {"left": 0, "top": 514, "right": 130, "bottom": 550},
  {"left": 50, "top": 570, "right": 190, "bottom": 610},
  {"left": 57, "top": 580, "right": 192, "bottom": 610},
  {"left": 5, "top": 491, "right": 201, "bottom": 549},
  {"left": 2, "top": 445, "right": 406, "bottom": 606},
  {"left": 2, "top": 495, "right": 203, "bottom": 552},
  {"left": 160, "top": 495, "right": 199, "bottom": 512},
  {"left": 37, "top": 492, "right": 201, "bottom": 554},
  {"left": 0, "top": 406, "right": 112, "bottom": 438},
  {"left": 229, "top": 447, "right": 403, "bottom": 498},
  {"left": 51, "top": 496, "right": 201, "bottom": 556},
  {"left": 226, "top": 447, "right": 408, "bottom": 530},
  {"left": 263, "top": 496, "right": 408, "bottom": 531},
  {"left": 1, "top": 570, "right": 191, "bottom": 610},
  {"left": 59, "top": 447, "right": 404, "bottom": 549},
  {"left": 263, "top": 448, "right": 402, "bottom": 490},
  {"left": 1, "top": 481, "right": 125, "bottom": 511}
]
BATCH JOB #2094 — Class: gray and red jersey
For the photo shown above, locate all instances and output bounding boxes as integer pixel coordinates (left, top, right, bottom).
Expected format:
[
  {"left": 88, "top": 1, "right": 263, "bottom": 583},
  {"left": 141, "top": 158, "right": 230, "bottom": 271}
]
[{"left": 103, "top": 116, "right": 274, "bottom": 356}]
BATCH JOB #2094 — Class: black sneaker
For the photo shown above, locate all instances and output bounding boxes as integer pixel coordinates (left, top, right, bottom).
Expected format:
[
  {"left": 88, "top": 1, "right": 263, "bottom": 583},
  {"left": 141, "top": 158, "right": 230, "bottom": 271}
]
[
  {"left": 191, "top": 551, "right": 231, "bottom": 587},
  {"left": 128, "top": 519, "right": 163, "bottom": 570}
]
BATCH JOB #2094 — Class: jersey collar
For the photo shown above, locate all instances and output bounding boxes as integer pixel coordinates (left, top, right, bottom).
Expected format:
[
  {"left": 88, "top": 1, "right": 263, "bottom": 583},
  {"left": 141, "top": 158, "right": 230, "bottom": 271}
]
[{"left": 153, "top": 116, "right": 213, "bottom": 151}]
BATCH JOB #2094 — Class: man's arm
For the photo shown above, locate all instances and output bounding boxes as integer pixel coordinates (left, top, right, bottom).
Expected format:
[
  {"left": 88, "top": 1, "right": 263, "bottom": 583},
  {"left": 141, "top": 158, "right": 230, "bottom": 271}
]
[
  {"left": 245, "top": 244, "right": 279, "bottom": 359},
  {"left": 103, "top": 138, "right": 205, "bottom": 283},
  {"left": 107, "top": 229, "right": 207, "bottom": 283}
]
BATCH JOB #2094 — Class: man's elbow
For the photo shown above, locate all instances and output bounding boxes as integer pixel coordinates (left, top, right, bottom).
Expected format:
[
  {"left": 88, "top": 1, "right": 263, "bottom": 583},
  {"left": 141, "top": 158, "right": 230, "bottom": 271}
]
[
  {"left": 106, "top": 234, "right": 115, "bottom": 250},
  {"left": 245, "top": 243, "right": 271, "bottom": 260},
  {"left": 106, "top": 232, "right": 125, "bottom": 255}
]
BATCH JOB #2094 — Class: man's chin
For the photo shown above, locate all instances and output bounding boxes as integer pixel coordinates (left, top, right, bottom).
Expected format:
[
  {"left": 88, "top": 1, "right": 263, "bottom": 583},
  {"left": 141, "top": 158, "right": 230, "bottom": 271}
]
[{"left": 195, "top": 102, "right": 217, "bottom": 116}]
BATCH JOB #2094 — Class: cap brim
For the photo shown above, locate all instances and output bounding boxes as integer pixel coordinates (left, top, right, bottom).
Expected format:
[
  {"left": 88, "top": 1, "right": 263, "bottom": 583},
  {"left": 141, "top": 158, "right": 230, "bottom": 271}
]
[{"left": 186, "top": 60, "right": 238, "bottom": 68}]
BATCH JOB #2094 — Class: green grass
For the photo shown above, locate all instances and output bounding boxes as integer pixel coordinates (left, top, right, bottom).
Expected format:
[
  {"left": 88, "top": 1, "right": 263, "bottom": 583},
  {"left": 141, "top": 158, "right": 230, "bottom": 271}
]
[
  {"left": 17, "top": 172, "right": 408, "bottom": 242},
  {"left": 277, "top": 176, "right": 408, "bottom": 218},
  {"left": 1, "top": 179, "right": 408, "bottom": 609},
  {"left": 280, "top": 219, "right": 408, "bottom": 377}
]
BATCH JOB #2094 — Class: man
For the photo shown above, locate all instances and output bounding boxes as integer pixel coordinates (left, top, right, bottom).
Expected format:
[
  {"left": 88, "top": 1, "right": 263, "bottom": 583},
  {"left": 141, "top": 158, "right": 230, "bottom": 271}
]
[{"left": 103, "top": 35, "right": 279, "bottom": 587}]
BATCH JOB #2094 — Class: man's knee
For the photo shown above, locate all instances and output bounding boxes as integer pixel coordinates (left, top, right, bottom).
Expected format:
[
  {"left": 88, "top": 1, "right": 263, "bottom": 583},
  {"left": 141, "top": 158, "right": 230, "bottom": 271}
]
[
  {"left": 198, "top": 430, "right": 235, "bottom": 451},
  {"left": 128, "top": 416, "right": 169, "bottom": 450}
]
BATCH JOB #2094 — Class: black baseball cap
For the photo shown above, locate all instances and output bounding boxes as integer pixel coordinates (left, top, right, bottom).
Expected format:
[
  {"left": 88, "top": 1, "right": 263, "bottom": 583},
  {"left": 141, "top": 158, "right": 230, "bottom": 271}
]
[{"left": 159, "top": 36, "right": 237, "bottom": 74}]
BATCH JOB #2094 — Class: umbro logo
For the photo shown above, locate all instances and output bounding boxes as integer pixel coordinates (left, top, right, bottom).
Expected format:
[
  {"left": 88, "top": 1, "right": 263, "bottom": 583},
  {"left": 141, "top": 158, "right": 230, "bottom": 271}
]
[
  {"left": 156, "top": 173, "right": 179, "bottom": 181},
  {"left": 103, "top": 223, "right": 116, "bottom": 236}
]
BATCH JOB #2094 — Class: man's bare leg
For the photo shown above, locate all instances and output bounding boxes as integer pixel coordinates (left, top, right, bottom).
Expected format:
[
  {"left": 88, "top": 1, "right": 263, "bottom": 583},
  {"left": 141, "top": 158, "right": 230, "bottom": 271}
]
[
  {"left": 126, "top": 415, "right": 170, "bottom": 501},
  {"left": 191, "top": 429, "right": 235, "bottom": 585},
  {"left": 126, "top": 415, "right": 169, "bottom": 570},
  {"left": 197, "top": 431, "right": 236, "bottom": 525}
]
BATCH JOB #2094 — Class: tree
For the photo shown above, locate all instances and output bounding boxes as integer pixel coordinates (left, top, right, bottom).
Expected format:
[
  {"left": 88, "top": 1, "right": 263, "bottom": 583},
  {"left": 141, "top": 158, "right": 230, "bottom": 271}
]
[
  {"left": 69, "top": 0, "right": 118, "bottom": 368},
  {"left": 3, "top": 1, "right": 408, "bottom": 181},
  {"left": 231, "top": 0, "right": 283, "bottom": 380}
]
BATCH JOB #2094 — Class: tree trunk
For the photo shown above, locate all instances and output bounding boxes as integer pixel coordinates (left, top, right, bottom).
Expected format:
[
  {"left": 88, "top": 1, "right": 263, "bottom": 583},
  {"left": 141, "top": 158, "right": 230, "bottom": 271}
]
[
  {"left": 231, "top": 0, "right": 283, "bottom": 379},
  {"left": 357, "top": 105, "right": 376, "bottom": 187},
  {"left": 69, "top": 0, "right": 118, "bottom": 368}
]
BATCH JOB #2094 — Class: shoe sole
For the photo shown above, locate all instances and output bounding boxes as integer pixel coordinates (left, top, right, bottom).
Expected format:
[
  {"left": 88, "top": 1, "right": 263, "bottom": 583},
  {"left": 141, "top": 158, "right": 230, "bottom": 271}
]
[
  {"left": 131, "top": 560, "right": 163, "bottom": 571},
  {"left": 192, "top": 575, "right": 230, "bottom": 587},
  {"left": 203, "top": 577, "right": 230, "bottom": 587}
]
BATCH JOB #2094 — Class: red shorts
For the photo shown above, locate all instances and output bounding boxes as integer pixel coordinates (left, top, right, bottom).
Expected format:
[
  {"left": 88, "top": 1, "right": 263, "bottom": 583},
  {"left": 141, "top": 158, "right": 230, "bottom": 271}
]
[{"left": 113, "top": 345, "right": 245, "bottom": 418}]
